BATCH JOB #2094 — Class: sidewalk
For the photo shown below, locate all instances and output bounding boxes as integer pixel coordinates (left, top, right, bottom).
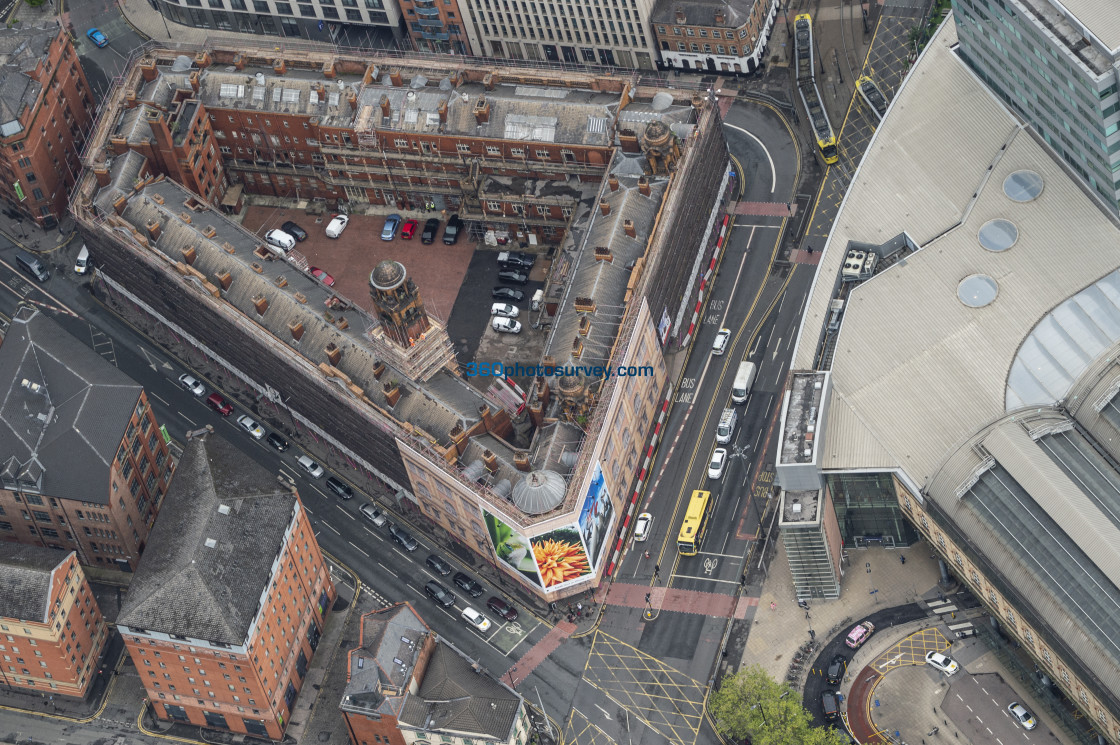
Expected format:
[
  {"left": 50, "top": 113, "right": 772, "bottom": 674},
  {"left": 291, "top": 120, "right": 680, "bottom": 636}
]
[{"left": 738, "top": 539, "right": 941, "bottom": 683}]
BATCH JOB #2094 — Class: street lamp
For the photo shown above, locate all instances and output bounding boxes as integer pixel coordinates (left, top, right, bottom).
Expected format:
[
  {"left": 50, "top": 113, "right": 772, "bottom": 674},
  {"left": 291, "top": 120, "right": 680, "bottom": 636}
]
[{"left": 506, "top": 665, "right": 517, "bottom": 687}]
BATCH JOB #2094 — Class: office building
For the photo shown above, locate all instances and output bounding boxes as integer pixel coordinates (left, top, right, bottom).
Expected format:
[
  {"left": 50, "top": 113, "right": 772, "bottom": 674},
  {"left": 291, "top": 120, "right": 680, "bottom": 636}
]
[
  {"left": 117, "top": 431, "right": 336, "bottom": 740},
  {"left": 0, "top": 544, "right": 108, "bottom": 697},
  {"left": 149, "top": 0, "right": 401, "bottom": 43},
  {"left": 341, "top": 603, "right": 528, "bottom": 745},
  {"left": 74, "top": 43, "right": 730, "bottom": 601},
  {"left": 650, "top": 0, "right": 779, "bottom": 74},
  {"left": 953, "top": 0, "right": 1120, "bottom": 212},
  {"left": 0, "top": 21, "right": 95, "bottom": 229},
  {"left": 0, "top": 307, "right": 172, "bottom": 571},
  {"left": 776, "top": 19, "right": 1120, "bottom": 737}
]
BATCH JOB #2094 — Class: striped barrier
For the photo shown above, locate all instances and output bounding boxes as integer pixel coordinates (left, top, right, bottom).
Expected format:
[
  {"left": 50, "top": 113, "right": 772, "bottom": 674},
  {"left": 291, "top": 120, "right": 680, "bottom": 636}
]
[{"left": 680, "top": 213, "right": 731, "bottom": 348}]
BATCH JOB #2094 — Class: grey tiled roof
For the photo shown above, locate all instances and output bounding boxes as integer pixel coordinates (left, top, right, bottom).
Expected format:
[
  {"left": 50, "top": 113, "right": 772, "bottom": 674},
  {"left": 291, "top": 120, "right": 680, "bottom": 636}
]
[
  {"left": 399, "top": 639, "right": 523, "bottom": 740},
  {"left": 0, "top": 308, "right": 142, "bottom": 503},
  {"left": 0, "top": 24, "right": 56, "bottom": 136},
  {"left": 343, "top": 603, "right": 431, "bottom": 718},
  {"left": 0, "top": 543, "right": 72, "bottom": 623},
  {"left": 117, "top": 434, "right": 297, "bottom": 644}
]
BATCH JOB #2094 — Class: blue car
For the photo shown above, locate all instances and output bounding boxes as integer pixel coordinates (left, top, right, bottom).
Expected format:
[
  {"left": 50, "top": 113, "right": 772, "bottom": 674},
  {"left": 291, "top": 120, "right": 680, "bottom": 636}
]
[
  {"left": 380, "top": 213, "right": 402, "bottom": 241},
  {"left": 86, "top": 28, "right": 108, "bottom": 48}
]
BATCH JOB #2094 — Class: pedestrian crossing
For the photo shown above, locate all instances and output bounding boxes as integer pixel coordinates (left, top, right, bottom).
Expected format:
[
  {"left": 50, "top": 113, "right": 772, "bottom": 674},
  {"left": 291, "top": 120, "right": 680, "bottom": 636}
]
[{"left": 928, "top": 597, "right": 977, "bottom": 638}]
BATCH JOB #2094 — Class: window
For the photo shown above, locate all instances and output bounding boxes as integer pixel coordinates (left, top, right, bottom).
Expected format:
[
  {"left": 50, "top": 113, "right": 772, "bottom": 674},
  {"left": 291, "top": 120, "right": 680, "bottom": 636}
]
[{"left": 486, "top": 146, "right": 501, "bottom": 156}]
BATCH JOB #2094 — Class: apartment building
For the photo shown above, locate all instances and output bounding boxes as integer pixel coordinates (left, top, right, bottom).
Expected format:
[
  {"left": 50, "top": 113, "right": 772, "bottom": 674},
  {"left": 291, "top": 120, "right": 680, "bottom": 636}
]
[
  {"left": 397, "top": 0, "right": 473, "bottom": 54},
  {"left": 0, "top": 544, "right": 108, "bottom": 697},
  {"left": 151, "top": 0, "right": 401, "bottom": 42},
  {"left": 0, "top": 21, "right": 95, "bottom": 229},
  {"left": 953, "top": 0, "right": 1120, "bottom": 213},
  {"left": 117, "top": 431, "right": 336, "bottom": 740},
  {"left": 341, "top": 603, "right": 528, "bottom": 745},
  {"left": 74, "top": 44, "right": 730, "bottom": 601},
  {"left": 776, "top": 23, "right": 1120, "bottom": 737},
  {"left": 0, "top": 307, "right": 172, "bottom": 572},
  {"left": 651, "top": 0, "right": 779, "bottom": 74}
]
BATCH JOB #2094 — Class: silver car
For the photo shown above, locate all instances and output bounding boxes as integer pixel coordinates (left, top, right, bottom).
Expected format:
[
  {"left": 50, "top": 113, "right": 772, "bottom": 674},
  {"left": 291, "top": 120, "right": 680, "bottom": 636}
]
[{"left": 297, "top": 455, "right": 324, "bottom": 479}]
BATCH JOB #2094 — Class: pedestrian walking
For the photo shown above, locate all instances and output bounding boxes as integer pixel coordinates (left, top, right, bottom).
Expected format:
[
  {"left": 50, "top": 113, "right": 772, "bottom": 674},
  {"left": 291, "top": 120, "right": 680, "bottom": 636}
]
[
  {"left": 899, "top": 555, "right": 906, "bottom": 564},
  {"left": 806, "top": 245, "right": 814, "bottom": 255},
  {"left": 770, "top": 601, "right": 777, "bottom": 611},
  {"left": 644, "top": 550, "right": 650, "bottom": 560}
]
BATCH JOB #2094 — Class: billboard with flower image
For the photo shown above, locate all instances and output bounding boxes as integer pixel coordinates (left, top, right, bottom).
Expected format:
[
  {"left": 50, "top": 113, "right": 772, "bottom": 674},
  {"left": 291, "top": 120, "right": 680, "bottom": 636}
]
[
  {"left": 531, "top": 525, "right": 593, "bottom": 589},
  {"left": 483, "top": 510, "right": 544, "bottom": 588}
]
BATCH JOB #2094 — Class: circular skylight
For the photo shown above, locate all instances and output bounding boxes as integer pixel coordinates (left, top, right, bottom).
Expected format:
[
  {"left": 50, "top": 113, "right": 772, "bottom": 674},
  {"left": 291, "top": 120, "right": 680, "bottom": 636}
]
[
  {"left": 978, "top": 219, "right": 1018, "bottom": 251},
  {"left": 958, "top": 275, "right": 999, "bottom": 307},
  {"left": 1003, "top": 170, "right": 1044, "bottom": 202}
]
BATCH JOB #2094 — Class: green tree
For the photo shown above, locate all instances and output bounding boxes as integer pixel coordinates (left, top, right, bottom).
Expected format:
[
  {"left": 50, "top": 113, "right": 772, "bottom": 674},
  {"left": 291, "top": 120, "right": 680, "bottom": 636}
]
[{"left": 709, "top": 665, "right": 850, "bottom": 745}]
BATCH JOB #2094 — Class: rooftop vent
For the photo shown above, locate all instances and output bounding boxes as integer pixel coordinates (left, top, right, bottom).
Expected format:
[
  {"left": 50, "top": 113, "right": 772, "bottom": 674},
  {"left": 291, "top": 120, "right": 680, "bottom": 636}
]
[
  {"left": 204, "top": 538, "right": 217, "bottom": 548},
  {"left": 218, "top": 504, "right": 231, "bottom": 515},
  {"left": 21, "top": 379, "right": 43, "bottom": 395}
]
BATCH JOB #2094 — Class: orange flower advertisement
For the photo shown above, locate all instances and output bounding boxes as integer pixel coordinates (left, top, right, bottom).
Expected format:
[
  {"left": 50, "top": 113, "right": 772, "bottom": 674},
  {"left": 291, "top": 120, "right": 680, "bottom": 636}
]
[{"left": 531, "top": 527, "right": 592, "bottom": 588}]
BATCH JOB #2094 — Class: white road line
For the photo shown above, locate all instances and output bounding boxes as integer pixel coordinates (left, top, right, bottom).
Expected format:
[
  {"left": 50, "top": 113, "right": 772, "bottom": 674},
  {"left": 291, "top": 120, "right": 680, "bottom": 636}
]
[
  {"left": 150, "top": 392, "right": 170, "bottom": 407},
  {"left": 595, "top": 704, "right": 611, "bottom": 719},
  {"left": 363, "top": 526, "right": 384, "bottom": 540},
  {"left": 303, "top": 505, "right": 314, "bottom": 515},
  {"left": 377, "top": 562, "right": 398, "bottom": 577},
  {"left": 322, "top": 522, "right": 340, "bottom": 535},
  {"left": 407, "top": 584, "right": 423, "bottom": 596},
  {"left": 724, "top": 123, "right": 777, "bottom": 193},
  {"left": 180, "top": 413, "right": 196, "bottom": 425},
  {"left": 348, "top": 541, "right": 369, "bottom": 557},
  {"left": 731, "top": 223, "right": 782, "bottom": 229},
  {"left": 981, "top": 687, "right": 989, "bottom": 695}
]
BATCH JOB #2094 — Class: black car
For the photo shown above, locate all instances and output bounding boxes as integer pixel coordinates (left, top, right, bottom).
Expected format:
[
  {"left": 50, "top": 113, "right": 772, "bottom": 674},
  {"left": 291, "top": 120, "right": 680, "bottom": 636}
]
[
  {"left": 821, "top": 691, "right": 840, "bottom": 722},
  {"left": 424, "top": 580, "right": 457, "bottom": 607},
  {"left": 325, "top": 476, "right": 353, "bottom": 500},
  {"left": 491, "top": 287, "right": 524, "bottom": 302},
  {"left": 498, "top": 251, "right": 535, "bottom": 268},
  {"left": 497, "top": 269, "right": 528, "bottom": 285},
  {"left": 426, "top": 554, "right": 452, "bottom": 576},
  {"left": 487, "top": 596, "right": 518, "bottom": 621},
  {"left": 443, "top": 214, "right": 463, "bottom": 245},
  {"left": 826, "top": 654, "right": 847, "bottom": 685},
  {"left": 281, "top": 220, "right": 308, "bottom": 242},
  {"left": 421, "top": 218, "right": 441, "bottom": 244},
  {"left": 453, "top": 571, "right": 483, "bottom": 598},
  {"left": 266, "top": 432, "right": 290, "bottom": 452},
  {"left": 388, "top": 523, "right": 419, "bottom": 552}
]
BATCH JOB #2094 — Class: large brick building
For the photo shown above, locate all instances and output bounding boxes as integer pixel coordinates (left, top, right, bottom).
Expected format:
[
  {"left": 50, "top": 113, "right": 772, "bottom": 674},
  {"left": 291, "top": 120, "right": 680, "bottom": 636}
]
[
  {"left": 73, "top": 44, "right": 730, "bottom": 601},
  {"left": 341, "top": 603, "right": 528, "bottom": 745},
  {"left": 0, "top": 544, "right": 108, "bottom": 697},
  {"left": 116, "top": 431, "right": 336, "bottom": 740},
  {"left": 650, "top": 0, "right": 779, "bottom": 74},
  {"left": 0, "top": 307, "right": 172, "bottom": 571},
  {"left": 0, "top": 21, "right": 94, "bottom": 228}
]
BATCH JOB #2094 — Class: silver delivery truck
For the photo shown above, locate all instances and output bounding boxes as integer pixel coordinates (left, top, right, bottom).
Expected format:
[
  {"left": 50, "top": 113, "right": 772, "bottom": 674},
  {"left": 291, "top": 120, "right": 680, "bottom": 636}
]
[{"left": 731, "top": 361, "right": 757, "bottom": 404}]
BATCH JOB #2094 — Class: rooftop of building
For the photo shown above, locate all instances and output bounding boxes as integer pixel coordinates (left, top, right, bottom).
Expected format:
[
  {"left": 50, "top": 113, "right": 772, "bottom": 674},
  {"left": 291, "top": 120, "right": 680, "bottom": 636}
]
[
  {"left": 792, "top": 19, "right": 1120, "bottom": 482},
  {"left": 0, "top": 543, "right": 72, "bottom": 624},
  {"left": 778, "top": 371, "right": 827, "bottom": 466},
  {"left": 648, "top": 0, "right": 754, "bottom": 28},
  {"left": 116, "top": 433, "right": 298, "bottom": 644},
  {"left": 0, "top": 22, "right": 58, "bottom": 137},
  {"left": 778, "top": 490, "right": 819, "bottom": 525},
  {"left": 1017, "top": 0, "right": 1120, "bottom": 68},
  {"left": 342, "top": 603, "right": 431, "bottom": 718},
  {"left": 397, "top": 634, "right": 522, "bottom": 740},
  {"left": 0, "top": 307, "right": 142, "bottom": 502}
]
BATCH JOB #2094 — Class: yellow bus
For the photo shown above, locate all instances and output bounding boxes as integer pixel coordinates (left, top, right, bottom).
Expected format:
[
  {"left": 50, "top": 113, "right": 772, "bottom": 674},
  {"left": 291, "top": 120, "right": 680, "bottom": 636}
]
[{"left": 677, "top": 490, "right": 713, "bottom": 556}]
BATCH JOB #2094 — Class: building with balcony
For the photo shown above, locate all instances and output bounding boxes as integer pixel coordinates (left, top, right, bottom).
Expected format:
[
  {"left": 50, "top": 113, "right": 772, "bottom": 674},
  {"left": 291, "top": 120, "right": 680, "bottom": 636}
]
[
  {"left": 0, "top": 21, "right": 95, "bottom": 229},
  {"left": 776, "top": 19, "right": 1120, "bottom": 738},
  {"left": 650, "top": 0, "right": 779, "bottom": 74},
  {"left": 398, "top": 0, "right": 472, "bottom": 55},
  {"left": 117, "top": 430, "right": 336, "bottom": 740},
  {"left": 0, "top": 307, "right": 172, "bottom": 572},
  {"left": 340, "top": 602, "right": 528, "bottom": 745},
  {"left": 953, "top": 0, "right": 1120, "bottom": 214},
  {"left": 149, "top": 0, "right": 401, "bottom": 44},
  {"left": 0, "top": 544, "right": 108, "bottom": 697},
  {"left": 73, "top": 44, "right": 731, "bottom": 601}
]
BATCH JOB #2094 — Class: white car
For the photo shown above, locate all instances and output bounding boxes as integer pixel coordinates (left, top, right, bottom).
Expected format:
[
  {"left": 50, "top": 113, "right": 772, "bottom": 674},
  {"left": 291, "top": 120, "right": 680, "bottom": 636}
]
[
  {"left": 708, "top": 448, "right": 728, "bottom": 479},
  {"left": 460, "top": 607, "right": 492, "bottom": 632},
  {"left": 491, "top": 302, "right": 519, "bottom": 319},
  {"left": 633, "top": 512, "right": 652, "bottom": 542},
  {"left": 492, "top": 317, "right": 522, "bottom": 334},
  {"left": 236, "top": 414, "right": 265, "bottom": 440},
  {"left": 264, "top": 229, "right": 295, "bottom": 252},
  {"left": 1007, "top": 702, "right": 1036, "bottom": 730},
  {"left": 325, "top": 214, "right": 349, "bottom": 238},
  {"left": 712, "top": 328, "right": 731, "bottom": 355},
  {"left": 924, "top": 651, "right": 959, "bottom": 675},
  {"left": 178, "top": 374, "right": 206, "bottom": 397},
  {"left": 297, "top": 455, "right": 324, "bottom": 479}
]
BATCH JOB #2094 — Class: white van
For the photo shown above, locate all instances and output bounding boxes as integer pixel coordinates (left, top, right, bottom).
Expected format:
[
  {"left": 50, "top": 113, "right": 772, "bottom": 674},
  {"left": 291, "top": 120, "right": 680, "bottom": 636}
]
[
  {"left": 731, "top": 361, "right": 757, "bottom": 404},
  {"left": 74, "top": 244, "right": 90, "bottom": 274},
  {"left": 716, "top": 408, "right": 738, "bottom": 445},
  {"left": 264, "top": 229, "right": 296, "bottom": 254}
]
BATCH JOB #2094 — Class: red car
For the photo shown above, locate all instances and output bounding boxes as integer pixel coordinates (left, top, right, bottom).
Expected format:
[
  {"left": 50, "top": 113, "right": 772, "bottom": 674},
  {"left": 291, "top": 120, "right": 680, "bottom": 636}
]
[
  {"left": 401, "top": 219, "right": 419, "bottom": 240},
  {"left": 487, "top": 596, "right": 518, "bottom": 622},
  {"left": 308, "top": 267, "right": 336, "bottom": 287},
  {"left": 205, "top": 392, "right": 233, "bottom": 417}
]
